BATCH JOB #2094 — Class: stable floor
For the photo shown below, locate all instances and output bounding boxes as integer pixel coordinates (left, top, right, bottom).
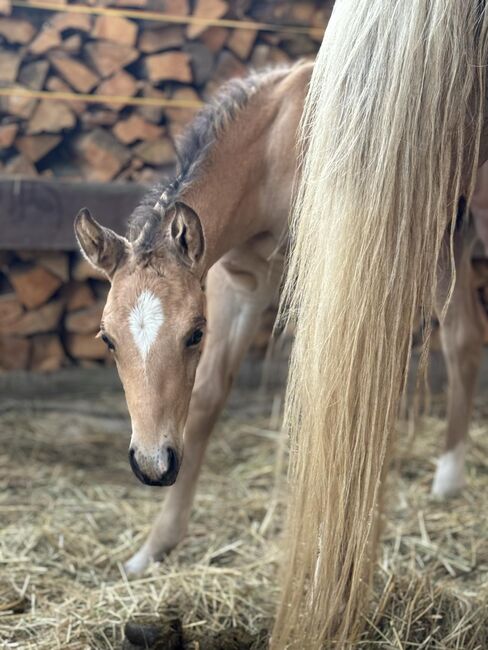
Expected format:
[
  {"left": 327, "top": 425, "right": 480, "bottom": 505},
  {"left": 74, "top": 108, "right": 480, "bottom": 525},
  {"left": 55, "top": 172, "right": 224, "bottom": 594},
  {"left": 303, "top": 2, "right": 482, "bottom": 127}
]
[{"left": 1, "top": 368, "right": 487, "bottom": 649}]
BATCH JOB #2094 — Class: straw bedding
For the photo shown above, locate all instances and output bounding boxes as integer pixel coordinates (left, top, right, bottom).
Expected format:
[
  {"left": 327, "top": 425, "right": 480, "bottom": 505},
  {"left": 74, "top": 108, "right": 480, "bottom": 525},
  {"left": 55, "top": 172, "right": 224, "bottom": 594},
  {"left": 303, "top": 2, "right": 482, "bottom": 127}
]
[{"left": 0, "top": 370, "right": 487, "bottom": 649}]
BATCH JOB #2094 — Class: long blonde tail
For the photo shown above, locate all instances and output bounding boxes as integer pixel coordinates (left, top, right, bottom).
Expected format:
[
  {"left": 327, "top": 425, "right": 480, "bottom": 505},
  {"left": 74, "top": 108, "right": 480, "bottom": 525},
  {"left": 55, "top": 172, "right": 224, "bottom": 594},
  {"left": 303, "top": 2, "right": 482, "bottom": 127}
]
[{"left": 274, "top": 2, "right": 488, "bottom": 647}]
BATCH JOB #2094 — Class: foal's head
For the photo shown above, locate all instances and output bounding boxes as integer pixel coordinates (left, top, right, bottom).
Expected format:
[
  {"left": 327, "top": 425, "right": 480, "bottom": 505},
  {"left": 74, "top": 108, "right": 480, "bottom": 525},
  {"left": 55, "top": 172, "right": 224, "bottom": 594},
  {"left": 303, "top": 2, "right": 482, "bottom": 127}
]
[{"left": 74, "top": 203, "right": 206, "bottom": 487}]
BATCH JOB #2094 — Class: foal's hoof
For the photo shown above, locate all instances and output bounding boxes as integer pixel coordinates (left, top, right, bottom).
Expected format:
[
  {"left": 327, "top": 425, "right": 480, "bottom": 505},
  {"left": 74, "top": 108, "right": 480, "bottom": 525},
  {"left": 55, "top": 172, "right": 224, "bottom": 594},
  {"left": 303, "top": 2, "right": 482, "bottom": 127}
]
[
  {"left": 125, "top": 545, "right": 152, "bottom": 576},
  {"left": 431, "top": 445, "right": 466, "bottom": 498}
]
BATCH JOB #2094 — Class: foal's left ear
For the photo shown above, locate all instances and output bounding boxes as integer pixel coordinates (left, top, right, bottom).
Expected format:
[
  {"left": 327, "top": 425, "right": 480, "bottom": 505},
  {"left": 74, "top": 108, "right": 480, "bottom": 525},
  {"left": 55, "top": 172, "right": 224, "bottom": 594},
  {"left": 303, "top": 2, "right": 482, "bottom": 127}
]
[
  {"left": 74, "top": 208, "right": 129, "bottom": 280},
  {"left": 169, "top": 202, "right": 205, "bottom": 270}
]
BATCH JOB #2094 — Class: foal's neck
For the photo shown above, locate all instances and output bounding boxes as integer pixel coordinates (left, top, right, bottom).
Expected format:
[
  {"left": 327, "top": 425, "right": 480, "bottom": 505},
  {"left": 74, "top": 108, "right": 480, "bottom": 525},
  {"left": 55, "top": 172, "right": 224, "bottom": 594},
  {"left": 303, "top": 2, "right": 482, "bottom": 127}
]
[{"left": 180, "top": 87, "right": 282, "bottom": 272}]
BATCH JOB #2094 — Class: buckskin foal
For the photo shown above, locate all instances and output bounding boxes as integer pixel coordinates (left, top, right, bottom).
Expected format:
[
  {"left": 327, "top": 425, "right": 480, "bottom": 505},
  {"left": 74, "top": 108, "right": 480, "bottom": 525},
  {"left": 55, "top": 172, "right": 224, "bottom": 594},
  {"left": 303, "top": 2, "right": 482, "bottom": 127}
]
[{"left": 75, "top": 59, "right": 486, "bottom": 580}]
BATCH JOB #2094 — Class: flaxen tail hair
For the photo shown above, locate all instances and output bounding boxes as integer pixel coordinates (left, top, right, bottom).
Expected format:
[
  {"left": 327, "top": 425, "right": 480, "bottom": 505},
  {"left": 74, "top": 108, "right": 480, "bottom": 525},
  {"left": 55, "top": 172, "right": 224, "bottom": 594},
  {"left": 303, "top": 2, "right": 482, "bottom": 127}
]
[{"left": 274, "top": 1, "right": 488, "bottom": 647}]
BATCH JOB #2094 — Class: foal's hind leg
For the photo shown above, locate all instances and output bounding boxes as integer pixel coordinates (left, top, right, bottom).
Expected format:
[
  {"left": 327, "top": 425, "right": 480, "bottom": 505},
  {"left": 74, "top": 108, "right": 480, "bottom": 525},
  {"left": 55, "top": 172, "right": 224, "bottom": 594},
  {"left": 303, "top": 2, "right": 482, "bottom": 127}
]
[
  {"left": 432, "top": 230, "right": 485, "bottom": 497},
  {"left": 125, "top": 258, "right": 276, "bottom": 575}
]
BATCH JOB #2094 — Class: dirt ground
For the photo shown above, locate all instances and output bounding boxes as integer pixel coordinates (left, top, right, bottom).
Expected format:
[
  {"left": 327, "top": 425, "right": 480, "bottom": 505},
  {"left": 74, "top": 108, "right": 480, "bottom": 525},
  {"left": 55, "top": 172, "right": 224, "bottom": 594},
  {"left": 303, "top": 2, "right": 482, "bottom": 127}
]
[{"left": 0, "top": 366, "right": 487, "bottom": 649}]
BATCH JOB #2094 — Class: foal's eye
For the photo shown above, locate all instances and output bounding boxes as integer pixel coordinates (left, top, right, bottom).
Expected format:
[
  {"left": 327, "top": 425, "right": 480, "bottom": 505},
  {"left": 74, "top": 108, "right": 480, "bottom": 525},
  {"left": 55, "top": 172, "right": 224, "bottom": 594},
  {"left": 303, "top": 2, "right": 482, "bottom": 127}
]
[
  {"left": 101, "top": 333, "right": 115, "bottom": 351},
  {"left": 186, "top": 329, "right": 204, "bottom": 348}
]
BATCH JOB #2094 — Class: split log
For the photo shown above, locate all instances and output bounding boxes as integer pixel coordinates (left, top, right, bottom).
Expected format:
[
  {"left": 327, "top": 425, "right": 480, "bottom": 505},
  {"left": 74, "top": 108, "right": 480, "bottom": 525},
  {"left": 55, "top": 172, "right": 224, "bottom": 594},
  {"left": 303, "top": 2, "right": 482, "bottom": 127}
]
[
  {"left": 96, "top": 70, "right": 138, "bottom": 110},
  {"left": 5, "top": 154, "right": 38, "bottom": 176},
  {"left": 112, "top": 113, "right": 164, "bottom": 144},
  {"left": 0, "top": 88, "right": 38, "bottom": 119},
  {"left": 18, "top": 60, "right": 50, "bottom": 90},
  {"left": 27, "top": 100, "right": 76, "bottom": 134},
  {"left": 187, "top": 0, "right": 228, "bottom": 39},
  {"left": 72, "top": 258, "right": 107, "bottom": 282},
  {"left": 9, "top": 264, "right": 63, "bottom": 309},
  {"left": 227, "top": 28, "right": 257, "bottom": 60},
  {"left": 199, "top": 26, "right": 229, "bottom": 52},
  {"left": 138, "top": 26, "right": 184, "bottom": 54},
  {"left": 162, "top": 0, "right": 190, "bottom": 15},
  {"left": 92, "top": 15, "right": 138, "bottom": 47},
  {"left": 49, "top": 51, "right": 99, "bottom": 93},
  {"left": 0, "top": 293, "right": 23, "bottom": 326},
  {"left": 45, "top": 76, "right": 87, "bottom": 115},
  {"left": 73, "top": 128, "right": 131, "bottom": 182},
  {"left": 66, "top": 333, "right": 107, "bottom": 360},
  {"left": 0, "top": 50, "right": 21, "bottom": 83},
  {"left": 133, "top": 138, "right": 175, "bottom": 166},
  {"left": 31, "top": 333, "right": 65, "bottom": 371},
  {"left": 65, "top": 281, "right": 96, "bottom": 311},
  {"left": 81, "top": 110, "right": 119, "bottom": 128},
  {"left": 0, "top": 336, "right": 31, "bottom": 371},
  {"left": 61, "top": 33, "right": 82, "bottom": 54},
  {"left": 143, "top": 51, "right": 192, "bottom": 83},
  {"left": 0, "top": 0, "right": 11, "bottom": 15},
  {"left": 0, "top": 123, "right": 18, "bottom": 148},
  {"left": 65, "top": 301, "right": 103, "bottom": 334},
  {"left": 137, "top": 84, "right": 167, "bottom": 124},
  {"left": 0, "top": 299, "right": 63, "bottom": 336},
  {"left": 50, "top": 12, "right": 92, "bottom": 33},
  {"left": 37, "top": 253, "right": 70, "bottom": 282},
  {"left": 16, "top": 135, "right": 62, "bottom": 162},
  {"left": 0, "top": 17, "right": 35, "bottom": 44},
  {"left": 84, "top": 41, "right": 138, "bottom": 78},
  {"left": 29, "top": 25, "right": 62, "bottom": 55}
]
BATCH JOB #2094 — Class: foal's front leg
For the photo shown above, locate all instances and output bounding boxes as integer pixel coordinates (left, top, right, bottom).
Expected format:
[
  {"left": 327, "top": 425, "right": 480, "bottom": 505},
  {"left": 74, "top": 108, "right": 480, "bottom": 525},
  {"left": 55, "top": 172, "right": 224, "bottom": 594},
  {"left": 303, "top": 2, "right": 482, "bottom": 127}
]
[
  {"left": 432, "top": 230, "right": 485, "bottom": 497},
  {"left": 125, "top": 262, "right": 271, "bottom": 575}
]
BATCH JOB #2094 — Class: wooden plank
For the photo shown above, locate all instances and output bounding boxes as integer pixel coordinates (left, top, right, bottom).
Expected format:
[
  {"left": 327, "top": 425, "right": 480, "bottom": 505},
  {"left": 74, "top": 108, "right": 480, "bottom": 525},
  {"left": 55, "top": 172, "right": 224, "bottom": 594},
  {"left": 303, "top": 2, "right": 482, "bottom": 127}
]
[{"left": 0, "top": 177, "right": 147, "bottom": 250}]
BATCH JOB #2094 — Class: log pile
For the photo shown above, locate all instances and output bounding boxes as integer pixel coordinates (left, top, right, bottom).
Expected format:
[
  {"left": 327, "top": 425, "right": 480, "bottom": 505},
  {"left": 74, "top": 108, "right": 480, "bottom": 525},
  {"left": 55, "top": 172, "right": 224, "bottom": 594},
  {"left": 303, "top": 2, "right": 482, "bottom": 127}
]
[
  {"left": 0, "top": 0, "right": 329, "bottom": 184},
  {"left": 0, "top": 251, "right": 111, "bottom": 370}
]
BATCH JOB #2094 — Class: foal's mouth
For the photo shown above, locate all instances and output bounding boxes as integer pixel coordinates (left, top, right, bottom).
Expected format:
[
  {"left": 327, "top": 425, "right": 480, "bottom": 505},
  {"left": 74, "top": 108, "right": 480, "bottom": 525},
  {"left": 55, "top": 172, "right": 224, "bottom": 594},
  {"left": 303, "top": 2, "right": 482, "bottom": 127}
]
[{"left": 128, "top": 447, "right": 180, "bottom": 487}]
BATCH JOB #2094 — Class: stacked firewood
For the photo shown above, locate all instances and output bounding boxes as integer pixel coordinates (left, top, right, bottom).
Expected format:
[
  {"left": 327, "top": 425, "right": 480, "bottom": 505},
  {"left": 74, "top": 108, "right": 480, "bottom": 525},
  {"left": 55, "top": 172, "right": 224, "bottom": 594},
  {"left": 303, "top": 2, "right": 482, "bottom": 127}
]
[
  {"left": 0, "top": 251, "right": 111, "bottom": 370},
  {"left": 0, "top": 0, "right": 328, "bottom": 183}
]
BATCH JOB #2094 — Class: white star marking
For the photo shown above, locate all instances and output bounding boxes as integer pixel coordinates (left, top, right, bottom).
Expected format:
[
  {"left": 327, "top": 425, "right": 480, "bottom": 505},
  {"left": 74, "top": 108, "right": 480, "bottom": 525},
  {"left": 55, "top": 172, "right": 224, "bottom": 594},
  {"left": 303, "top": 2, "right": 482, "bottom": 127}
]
[{"left": 129, "top": 290, "right": 164, "bottom": 362}]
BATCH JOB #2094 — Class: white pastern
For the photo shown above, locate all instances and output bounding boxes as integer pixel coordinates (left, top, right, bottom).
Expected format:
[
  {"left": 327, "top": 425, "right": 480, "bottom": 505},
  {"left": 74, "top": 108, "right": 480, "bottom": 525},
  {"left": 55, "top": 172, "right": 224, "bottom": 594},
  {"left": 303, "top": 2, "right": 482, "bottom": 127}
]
[
  {"left": 129, "top": 290, "right": 164, "bottom": 362},
  {"left": 432, "top": 442, "right": 466, "bottom": 498},
  {"left": 124, "top": 542, "right": 152, "bottom": 576}
]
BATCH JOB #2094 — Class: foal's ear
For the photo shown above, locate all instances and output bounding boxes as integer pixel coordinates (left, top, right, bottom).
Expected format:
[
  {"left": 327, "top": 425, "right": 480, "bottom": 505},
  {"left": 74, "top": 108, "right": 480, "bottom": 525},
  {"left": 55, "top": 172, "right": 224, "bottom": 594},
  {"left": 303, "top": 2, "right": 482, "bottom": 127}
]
[
  {"left": 169, "top": 203, "right": 205, "bottom": 270},
  {"left": 74, "top": 208, "right": 129, "bottom": 280}
]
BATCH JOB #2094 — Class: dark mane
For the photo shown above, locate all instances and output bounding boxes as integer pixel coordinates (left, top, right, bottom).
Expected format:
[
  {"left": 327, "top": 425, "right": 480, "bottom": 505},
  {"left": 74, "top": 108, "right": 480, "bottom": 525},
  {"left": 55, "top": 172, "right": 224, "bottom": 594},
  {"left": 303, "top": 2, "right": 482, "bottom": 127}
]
[{"left": 128, "top": 66, "right": 291, "bottom": 258}]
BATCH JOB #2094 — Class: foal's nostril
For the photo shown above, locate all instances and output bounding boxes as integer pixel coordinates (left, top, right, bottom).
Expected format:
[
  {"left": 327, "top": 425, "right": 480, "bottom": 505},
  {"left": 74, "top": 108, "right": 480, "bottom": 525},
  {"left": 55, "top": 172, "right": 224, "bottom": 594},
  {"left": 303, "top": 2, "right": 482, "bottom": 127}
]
[
  {"left": 128, "top": 446, "right": 139, "bottom": 476},
  {"left": 166, "top": 446, "right": 178, "bottom": 475}
]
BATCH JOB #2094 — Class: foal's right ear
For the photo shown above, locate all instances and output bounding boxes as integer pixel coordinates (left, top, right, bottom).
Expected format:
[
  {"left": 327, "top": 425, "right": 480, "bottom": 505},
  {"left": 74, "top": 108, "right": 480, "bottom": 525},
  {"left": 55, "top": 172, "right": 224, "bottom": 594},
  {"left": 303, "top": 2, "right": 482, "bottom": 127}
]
[{"left": 74, "top": 208, "right": 129, "bottom": 280}]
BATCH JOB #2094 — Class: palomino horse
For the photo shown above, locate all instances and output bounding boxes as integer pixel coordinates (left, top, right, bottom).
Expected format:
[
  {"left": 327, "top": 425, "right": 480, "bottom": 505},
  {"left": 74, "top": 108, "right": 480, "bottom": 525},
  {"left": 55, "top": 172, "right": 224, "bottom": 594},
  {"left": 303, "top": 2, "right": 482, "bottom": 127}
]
[
  {"left": 272, "top": 1, "right": 488, "bottom": 648},
  {"left": 76, "top": 58, "right": 485, "bottom": 574}
]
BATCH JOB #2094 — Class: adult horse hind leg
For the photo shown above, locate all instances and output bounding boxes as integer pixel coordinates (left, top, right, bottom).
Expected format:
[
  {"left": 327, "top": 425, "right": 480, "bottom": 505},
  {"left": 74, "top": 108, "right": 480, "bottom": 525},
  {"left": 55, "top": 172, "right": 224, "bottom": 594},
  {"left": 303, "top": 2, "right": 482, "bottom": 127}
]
[
  {"left": 432, "top": 228, "right": 485, "bottom": 497},
  {"left": 125, "top": 254, "right": 278, "bottom": 575}
]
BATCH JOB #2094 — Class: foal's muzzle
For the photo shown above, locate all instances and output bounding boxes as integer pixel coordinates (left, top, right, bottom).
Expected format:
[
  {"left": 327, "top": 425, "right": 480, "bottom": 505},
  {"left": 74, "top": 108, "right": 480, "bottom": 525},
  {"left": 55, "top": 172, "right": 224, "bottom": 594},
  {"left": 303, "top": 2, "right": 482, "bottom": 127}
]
[{"left": 129, "top": 445, "right": 180, "bottom": 486}]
